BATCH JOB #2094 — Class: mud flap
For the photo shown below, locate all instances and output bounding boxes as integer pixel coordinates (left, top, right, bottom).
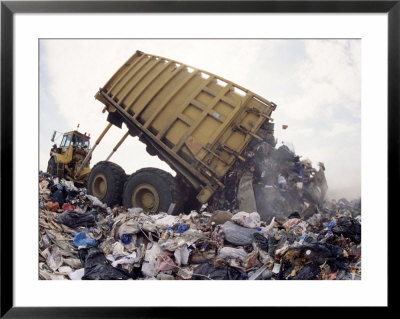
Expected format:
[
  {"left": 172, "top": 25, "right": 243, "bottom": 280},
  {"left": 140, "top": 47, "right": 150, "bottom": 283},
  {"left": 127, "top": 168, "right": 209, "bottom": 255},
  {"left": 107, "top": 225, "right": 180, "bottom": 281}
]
[{"left": 237, "top": 171, "right": 258, "bottom": 213}]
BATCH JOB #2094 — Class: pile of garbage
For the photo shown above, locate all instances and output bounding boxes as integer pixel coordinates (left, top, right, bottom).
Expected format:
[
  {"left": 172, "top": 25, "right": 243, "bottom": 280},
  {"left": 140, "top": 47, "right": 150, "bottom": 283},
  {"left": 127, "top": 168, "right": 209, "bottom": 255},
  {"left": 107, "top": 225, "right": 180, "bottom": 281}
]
[
  {"left": 211, "top": 122, "right": 329, "bottom": 223},
  {"left": 39, "top": 171, "right": 361, "bottom": 280}
]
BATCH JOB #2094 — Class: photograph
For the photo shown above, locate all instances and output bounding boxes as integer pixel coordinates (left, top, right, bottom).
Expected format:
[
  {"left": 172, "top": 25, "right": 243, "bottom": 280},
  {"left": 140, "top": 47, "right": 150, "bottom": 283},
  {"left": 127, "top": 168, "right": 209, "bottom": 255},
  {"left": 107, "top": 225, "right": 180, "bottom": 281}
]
[
  {"left": 1, "top": 0, "right": 394, "bottom": 312},
  {"left": 38, "top": 39, "right": 361, "bottom": 281}
]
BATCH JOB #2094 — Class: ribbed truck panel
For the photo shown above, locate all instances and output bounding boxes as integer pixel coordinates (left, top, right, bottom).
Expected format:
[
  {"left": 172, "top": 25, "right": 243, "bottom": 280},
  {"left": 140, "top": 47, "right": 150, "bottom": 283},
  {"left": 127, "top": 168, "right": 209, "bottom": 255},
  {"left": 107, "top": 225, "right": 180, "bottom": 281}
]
[{"left": 95, "top": 50, "right": 277, "bottom": 202}]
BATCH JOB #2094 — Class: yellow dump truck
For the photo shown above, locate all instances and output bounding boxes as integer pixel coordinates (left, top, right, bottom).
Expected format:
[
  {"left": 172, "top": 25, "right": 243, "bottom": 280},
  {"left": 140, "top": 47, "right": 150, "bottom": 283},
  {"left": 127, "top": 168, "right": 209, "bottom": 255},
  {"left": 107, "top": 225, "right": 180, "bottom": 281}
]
[{"left": 86, "top": 50, "right": 276, "bottom": 214}]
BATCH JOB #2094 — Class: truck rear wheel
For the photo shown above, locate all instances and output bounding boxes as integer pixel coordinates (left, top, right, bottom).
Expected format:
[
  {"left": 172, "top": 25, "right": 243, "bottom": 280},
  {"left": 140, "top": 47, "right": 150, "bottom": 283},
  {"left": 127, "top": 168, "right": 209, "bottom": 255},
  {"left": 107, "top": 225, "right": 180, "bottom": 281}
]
[
  {"left": 87, "top": 161, "right": 126, "bottom": 207},
  {"left": 47, "top": 157, "right": 57, "bottom": 176},
  {"left": 122, "top": 168, "right": 183, "bottom": 215}
]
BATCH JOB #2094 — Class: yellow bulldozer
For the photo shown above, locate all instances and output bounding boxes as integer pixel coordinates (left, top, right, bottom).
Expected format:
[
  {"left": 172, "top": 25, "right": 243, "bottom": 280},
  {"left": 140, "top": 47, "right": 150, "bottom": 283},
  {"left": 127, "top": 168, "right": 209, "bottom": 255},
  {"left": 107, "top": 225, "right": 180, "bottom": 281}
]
[{"left": 47, "top": 129, "right": 92, "bottom": 184}]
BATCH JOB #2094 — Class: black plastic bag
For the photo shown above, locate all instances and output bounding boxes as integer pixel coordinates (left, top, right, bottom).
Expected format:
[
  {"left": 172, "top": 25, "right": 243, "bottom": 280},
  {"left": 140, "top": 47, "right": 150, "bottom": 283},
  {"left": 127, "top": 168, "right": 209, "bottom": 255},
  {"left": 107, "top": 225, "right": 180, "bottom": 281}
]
[
  {"left": 50, "top": 184, "right": 62, "bottom": 193},
  {"left": 50, "top": 188, "right": 66, "bottom": 206},
  {"left": 57, "top": 210, "right": 96, "bottom": 228},
  {"left": 294, "top": 242, "right": 348, "bottom": 271},
  {"left": 79, "top": 247, "right": 131, "bottom": 280},
  {"left": 253, "top": 233, "right": 269, "bottom": 252},
  {"left": 192, "top": 263, "right": 243, "bottom": 280},
  {"left": 292, "top": 263, "right": 321, "bottom": 280},
  {"left": 65, "top": 189, "right": 80, "bottom": 202},
  {"left": 288, "top": 211, "right": 301, "bottom": 219},
  {"left": 332, "top": 216, "right": 361, "bottom": 243}
]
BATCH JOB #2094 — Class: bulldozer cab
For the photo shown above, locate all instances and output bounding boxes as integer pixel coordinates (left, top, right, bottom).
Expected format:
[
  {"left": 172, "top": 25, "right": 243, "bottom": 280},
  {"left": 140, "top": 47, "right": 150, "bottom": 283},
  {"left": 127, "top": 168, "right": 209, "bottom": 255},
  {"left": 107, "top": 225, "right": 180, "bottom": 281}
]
[{"left": 59, "top": 131, "right": 90, "bottom": 149}]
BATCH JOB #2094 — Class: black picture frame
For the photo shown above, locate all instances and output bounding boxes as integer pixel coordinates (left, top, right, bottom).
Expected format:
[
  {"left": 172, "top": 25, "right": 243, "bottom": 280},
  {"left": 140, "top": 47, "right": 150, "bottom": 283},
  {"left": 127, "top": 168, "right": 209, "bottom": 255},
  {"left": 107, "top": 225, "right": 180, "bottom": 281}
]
[{"left": 1, "top": 0, "right": 396, "bottom": 317}]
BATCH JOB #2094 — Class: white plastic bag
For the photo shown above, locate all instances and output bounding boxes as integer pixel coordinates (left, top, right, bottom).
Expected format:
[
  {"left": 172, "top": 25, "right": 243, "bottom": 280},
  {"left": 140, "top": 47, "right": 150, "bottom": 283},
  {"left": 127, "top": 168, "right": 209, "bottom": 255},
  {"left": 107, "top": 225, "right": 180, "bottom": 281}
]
[{"left": 231, "top": 211, "right": 261, "bottom": 228}]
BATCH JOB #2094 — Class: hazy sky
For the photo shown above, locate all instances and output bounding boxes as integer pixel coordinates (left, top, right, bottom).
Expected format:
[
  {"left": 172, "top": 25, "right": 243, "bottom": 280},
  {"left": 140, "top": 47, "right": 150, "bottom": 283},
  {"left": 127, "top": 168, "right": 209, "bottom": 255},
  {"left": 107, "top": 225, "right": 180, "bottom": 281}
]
[{"left": 39, "top": 39, "right": 361, "bottom": 200}]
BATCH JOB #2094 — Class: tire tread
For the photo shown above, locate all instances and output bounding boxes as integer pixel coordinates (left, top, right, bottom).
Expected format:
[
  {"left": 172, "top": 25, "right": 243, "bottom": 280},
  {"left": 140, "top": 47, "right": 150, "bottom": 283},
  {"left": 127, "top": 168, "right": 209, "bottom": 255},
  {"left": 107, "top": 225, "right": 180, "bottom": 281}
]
[
  {"left": 124, "top": 168, "right": 183, "bottom": 215},
  {"left": 88, "top": 161, "right": 127, "bottom": 207}
]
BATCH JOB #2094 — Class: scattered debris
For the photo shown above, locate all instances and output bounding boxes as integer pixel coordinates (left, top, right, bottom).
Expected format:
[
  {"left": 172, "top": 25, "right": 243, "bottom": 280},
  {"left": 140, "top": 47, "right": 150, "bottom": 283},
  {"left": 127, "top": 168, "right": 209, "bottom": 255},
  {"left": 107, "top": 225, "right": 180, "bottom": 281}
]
[{"left": 39, "top": 171, "right": 361, "bottom": 280}]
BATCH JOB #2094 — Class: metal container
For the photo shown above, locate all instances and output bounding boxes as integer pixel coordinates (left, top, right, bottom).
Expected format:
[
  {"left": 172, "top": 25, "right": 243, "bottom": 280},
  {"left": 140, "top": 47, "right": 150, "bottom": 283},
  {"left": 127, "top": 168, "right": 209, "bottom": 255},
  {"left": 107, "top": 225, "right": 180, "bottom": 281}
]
[{"left": 95, "top": 50, "right": 276, "bottom": 203}]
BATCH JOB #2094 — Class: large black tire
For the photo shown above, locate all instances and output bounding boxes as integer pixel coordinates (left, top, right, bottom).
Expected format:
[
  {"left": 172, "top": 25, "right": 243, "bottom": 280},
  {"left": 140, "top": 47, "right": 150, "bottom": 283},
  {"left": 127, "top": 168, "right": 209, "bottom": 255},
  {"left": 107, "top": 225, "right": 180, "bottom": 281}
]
[
  {"left": 47, "top": 157, "right": 57, "bottom": 176},
  {"left": 87, "top": 161, "right": 127, "bottom": 208},
  {"left": 122, "top": 168, "right": 183, "bottom": 215}
]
